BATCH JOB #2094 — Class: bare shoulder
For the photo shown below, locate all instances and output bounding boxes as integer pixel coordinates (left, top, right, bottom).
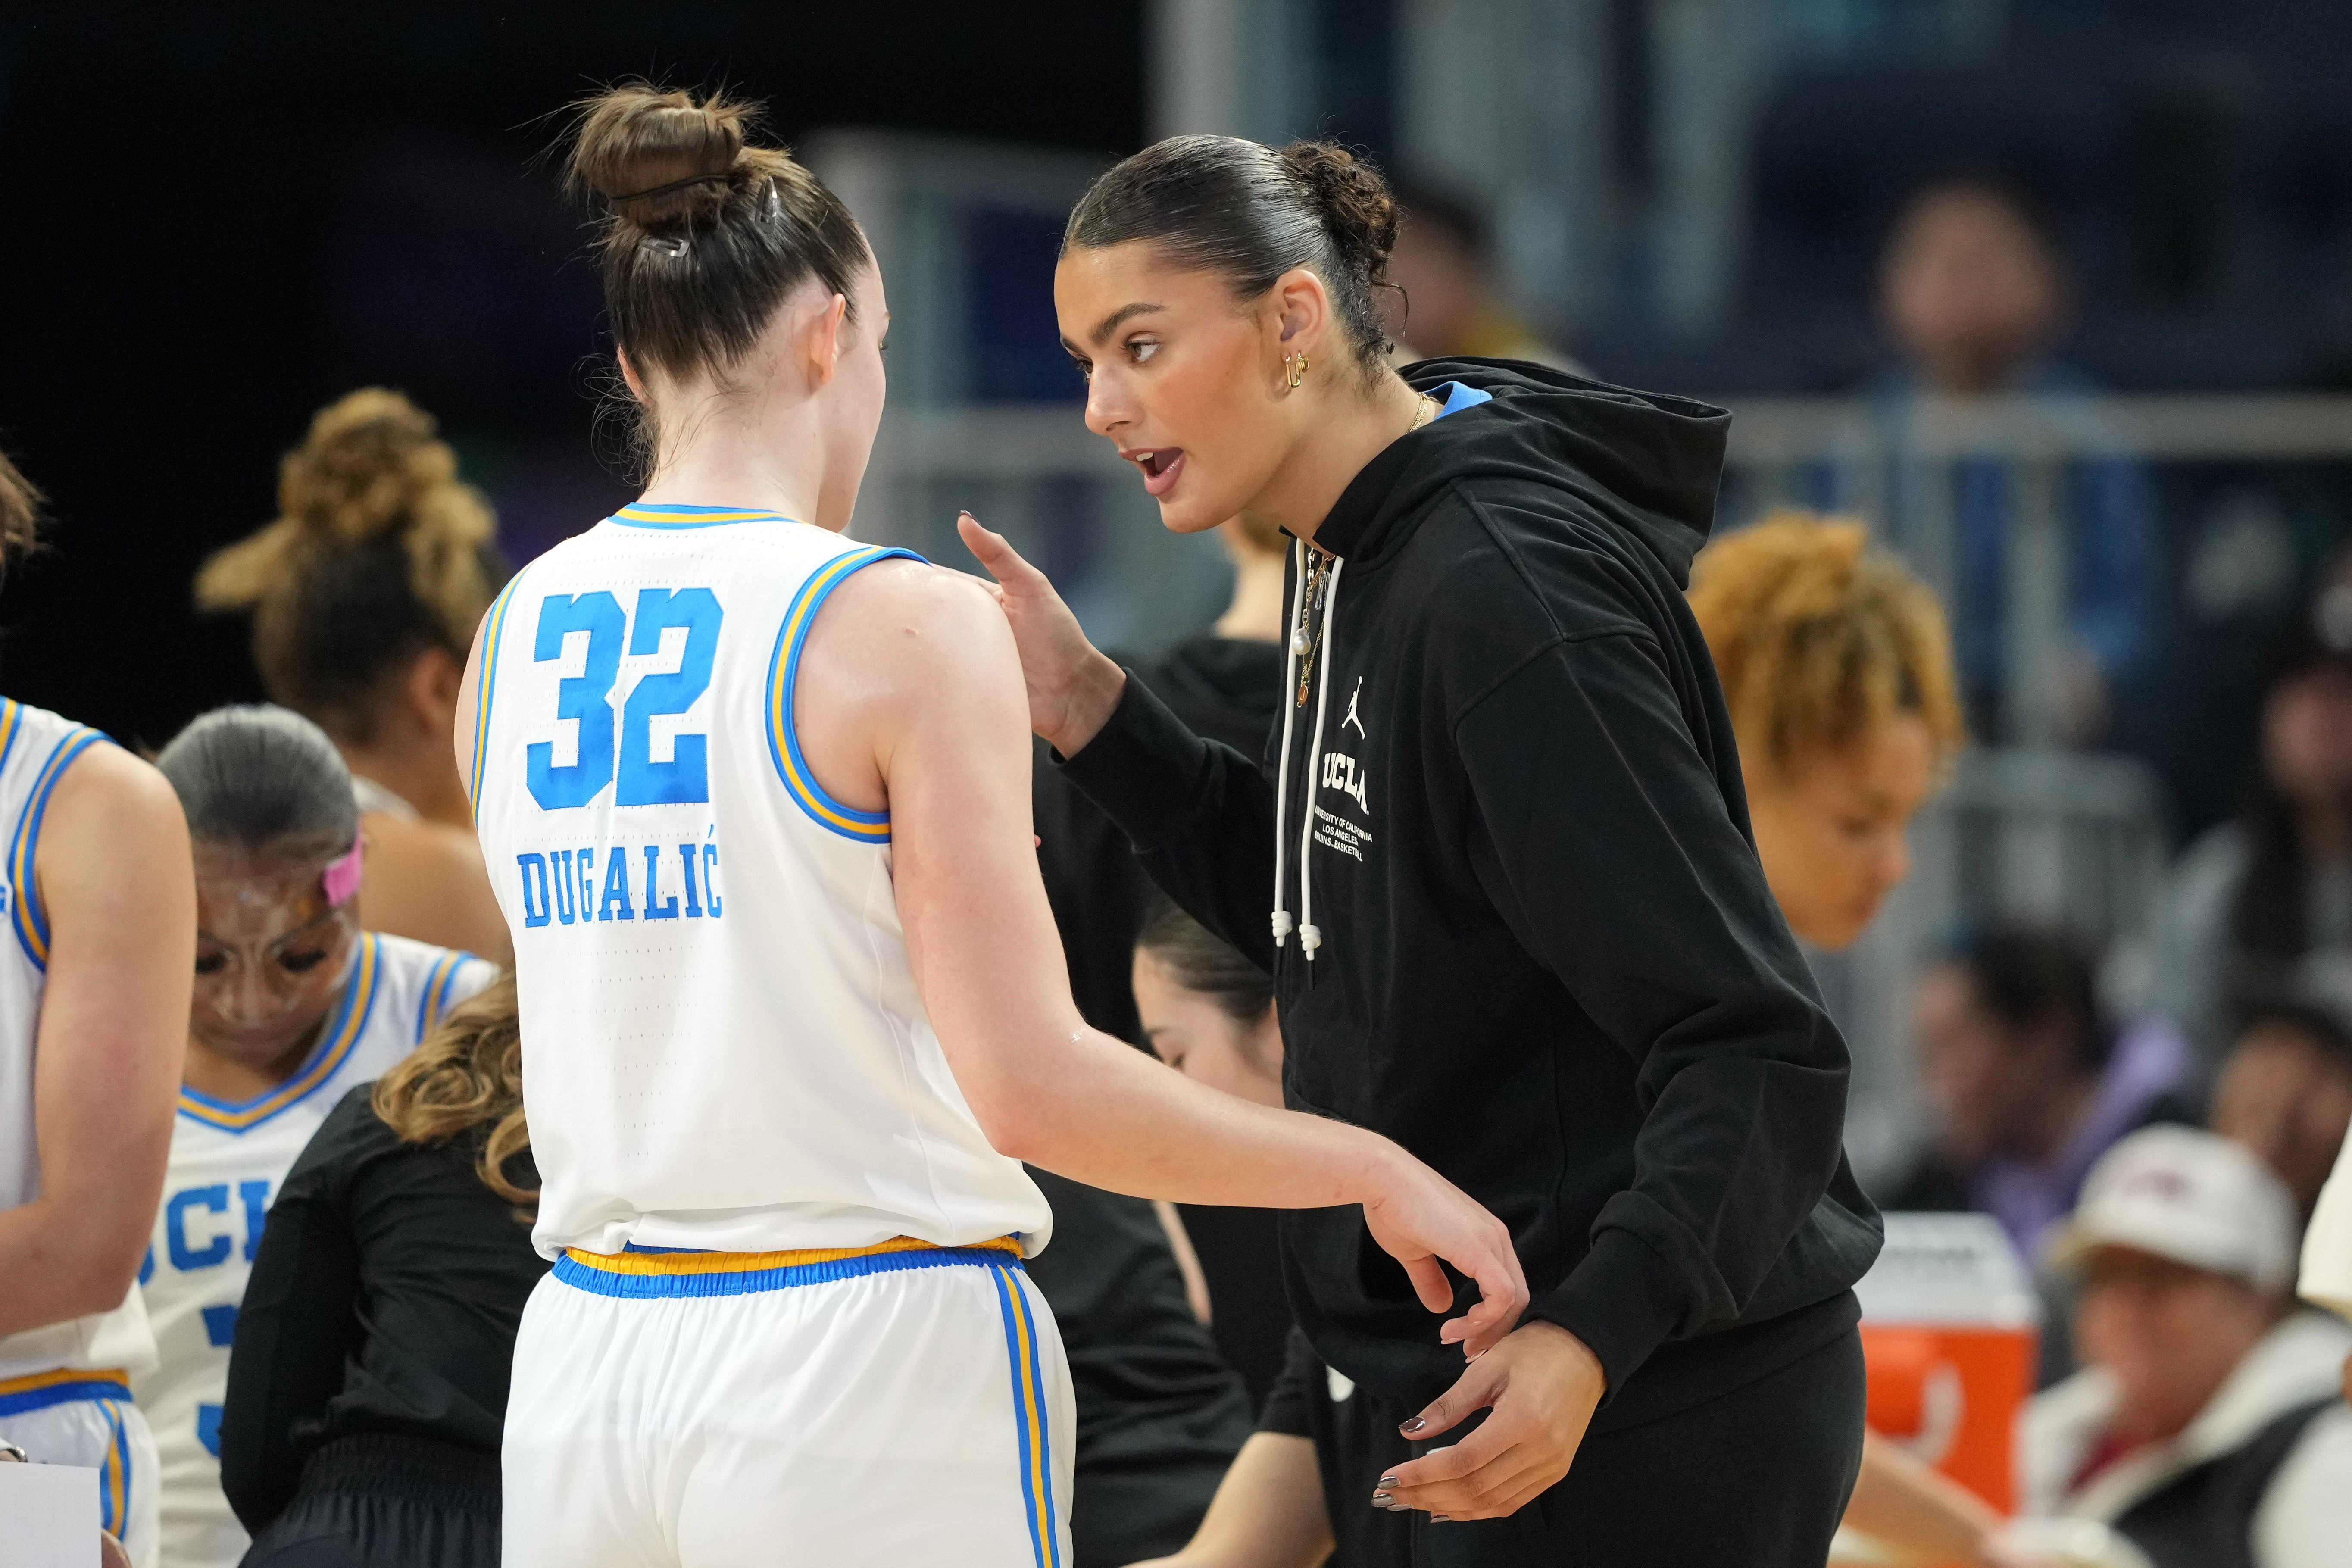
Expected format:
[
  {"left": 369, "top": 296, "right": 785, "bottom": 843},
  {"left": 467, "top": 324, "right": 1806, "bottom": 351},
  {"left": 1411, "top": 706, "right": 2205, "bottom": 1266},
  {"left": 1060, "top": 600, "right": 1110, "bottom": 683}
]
[
  {"left": 807, "top": 557, "right": 1018, "bottom": 690},
  {"left": 45, "top": 741, "right": 184, "bottom": 838}
]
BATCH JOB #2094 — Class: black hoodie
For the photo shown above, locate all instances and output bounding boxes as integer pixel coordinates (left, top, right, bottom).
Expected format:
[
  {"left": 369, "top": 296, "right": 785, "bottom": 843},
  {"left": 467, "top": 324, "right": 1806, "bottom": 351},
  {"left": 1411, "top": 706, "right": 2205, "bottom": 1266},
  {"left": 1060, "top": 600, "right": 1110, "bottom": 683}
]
[{"left": 1057, "top": 359, "right": 1883, "bottom": 1430}]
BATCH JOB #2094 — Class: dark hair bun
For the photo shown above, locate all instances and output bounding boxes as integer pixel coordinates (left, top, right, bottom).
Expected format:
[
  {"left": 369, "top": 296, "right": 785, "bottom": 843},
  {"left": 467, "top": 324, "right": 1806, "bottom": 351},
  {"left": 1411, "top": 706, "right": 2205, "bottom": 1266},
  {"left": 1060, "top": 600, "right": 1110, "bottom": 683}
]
[
  {"left": 567, "top": 84, "right": 753, "bottom": 229},
  {"left": 1278, "top": 141, "right": 1398, "bottom": 284}
]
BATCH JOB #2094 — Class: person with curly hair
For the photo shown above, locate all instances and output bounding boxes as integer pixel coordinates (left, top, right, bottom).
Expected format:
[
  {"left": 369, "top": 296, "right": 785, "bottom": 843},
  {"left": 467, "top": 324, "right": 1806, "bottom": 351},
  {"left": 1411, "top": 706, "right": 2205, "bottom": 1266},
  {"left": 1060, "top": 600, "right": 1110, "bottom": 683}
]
[{"left": 197, "top": 390, "right": 513, "bottom": 961}]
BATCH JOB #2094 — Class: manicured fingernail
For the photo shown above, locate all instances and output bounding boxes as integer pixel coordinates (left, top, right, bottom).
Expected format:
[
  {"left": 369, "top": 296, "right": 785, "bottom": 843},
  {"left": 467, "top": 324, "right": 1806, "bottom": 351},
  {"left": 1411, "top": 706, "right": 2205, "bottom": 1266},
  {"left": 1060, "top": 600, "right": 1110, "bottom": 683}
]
[
  {"left": 1370, "top": 1491, "right": 1391, "bottom": 1506},
  {"left": 1377, "top": 1475, "right": 1398, "bottom": 1488},
  {"left": 1431, "top": 1515, "right": 1452, "bottom": 1523},
  {"left": 1399, "top": 1417, "right": 1426, "bottom": 1434}
]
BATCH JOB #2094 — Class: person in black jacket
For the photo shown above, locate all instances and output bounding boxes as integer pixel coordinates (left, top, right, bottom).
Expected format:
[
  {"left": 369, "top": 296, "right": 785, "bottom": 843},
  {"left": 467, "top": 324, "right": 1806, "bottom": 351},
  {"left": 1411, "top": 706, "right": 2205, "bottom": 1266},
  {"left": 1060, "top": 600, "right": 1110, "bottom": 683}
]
[
  {"left": 219, "top": 977, "right": 545, "bottom": 1566},
  {"left": 960, "top": 133, "right": 1878, "bottom": 1564}
]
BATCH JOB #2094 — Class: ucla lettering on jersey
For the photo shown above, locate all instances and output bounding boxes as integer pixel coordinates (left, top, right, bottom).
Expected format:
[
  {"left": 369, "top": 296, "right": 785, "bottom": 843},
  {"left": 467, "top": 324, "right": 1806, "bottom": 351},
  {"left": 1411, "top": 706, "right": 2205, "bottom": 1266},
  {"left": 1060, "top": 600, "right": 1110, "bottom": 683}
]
[
  {"left": 0, "top": 699, "right": 157, "bottom": 1388},
  {"left": 470, "top": 502, "right": 1050, "bottom": 1260},
  {"left": 136, "top": 933, "right": 496, "bottom": 1568}
]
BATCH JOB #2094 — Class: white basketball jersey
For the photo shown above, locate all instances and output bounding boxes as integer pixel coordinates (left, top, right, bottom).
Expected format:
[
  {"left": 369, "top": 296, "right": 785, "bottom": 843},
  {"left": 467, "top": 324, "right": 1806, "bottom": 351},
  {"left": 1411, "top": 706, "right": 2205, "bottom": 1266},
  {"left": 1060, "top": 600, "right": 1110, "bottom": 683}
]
[
  {"left": 0, "top": 698, "right": 158, "bottom": 1385},
  {"left": 470, "top": 502, "right": 1051, "bottom": 1260},
  {"left": 134, "top": 932, "right": 495, "bottom": 1568}
]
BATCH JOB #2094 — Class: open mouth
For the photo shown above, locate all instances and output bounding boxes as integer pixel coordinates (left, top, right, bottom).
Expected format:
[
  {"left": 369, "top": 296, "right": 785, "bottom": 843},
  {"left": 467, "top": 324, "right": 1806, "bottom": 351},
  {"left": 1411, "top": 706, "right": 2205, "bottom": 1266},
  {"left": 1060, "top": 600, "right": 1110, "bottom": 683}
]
[{"left": 1132, "top": 447, "right": 1186, "bottom": 497}]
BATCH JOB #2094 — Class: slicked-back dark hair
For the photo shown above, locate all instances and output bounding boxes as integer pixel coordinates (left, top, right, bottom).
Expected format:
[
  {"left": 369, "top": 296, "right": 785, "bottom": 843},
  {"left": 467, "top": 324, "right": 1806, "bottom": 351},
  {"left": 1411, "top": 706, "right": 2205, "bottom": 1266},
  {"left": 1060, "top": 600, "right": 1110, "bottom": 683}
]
[
  {"left": 1063, "top": 135, "right": 1400, "bottom": 381},
  {"left": 156, "top": 705, "right": 358, "bottom": 858}
]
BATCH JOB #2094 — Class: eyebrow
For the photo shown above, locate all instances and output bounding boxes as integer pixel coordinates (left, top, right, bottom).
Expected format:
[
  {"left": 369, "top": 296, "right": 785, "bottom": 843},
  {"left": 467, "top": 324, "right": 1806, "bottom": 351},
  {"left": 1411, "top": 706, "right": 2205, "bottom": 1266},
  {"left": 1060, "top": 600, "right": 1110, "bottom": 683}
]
[{"left": 1070, "top": 301, "right": 1166, "bottom": 352}]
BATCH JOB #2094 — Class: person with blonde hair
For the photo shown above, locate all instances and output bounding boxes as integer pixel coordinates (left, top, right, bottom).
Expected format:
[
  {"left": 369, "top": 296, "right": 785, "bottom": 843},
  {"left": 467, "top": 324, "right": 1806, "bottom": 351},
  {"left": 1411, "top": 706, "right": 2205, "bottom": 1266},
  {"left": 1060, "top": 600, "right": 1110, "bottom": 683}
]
[
  {"left": 219, "top": 976, "right": 547, "bottom": 1568},
  {"left": 1687, "top": 508, "right": 1966, "bottom": 950},
  {"left": 197, "top": 390, "right": 512, "bottom": 961}
]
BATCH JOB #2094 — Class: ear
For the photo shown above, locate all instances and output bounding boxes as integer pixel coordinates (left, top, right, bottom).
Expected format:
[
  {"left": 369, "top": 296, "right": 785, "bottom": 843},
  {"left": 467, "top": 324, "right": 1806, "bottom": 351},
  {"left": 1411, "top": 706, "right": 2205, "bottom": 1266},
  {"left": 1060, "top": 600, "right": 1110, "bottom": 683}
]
[
  {"left": 1268, "top": 266, "right": 1335, "bottom": 355},
  {"left": 806, "top": 293, "right": 849, "bottom": 388},
  {"left": 617, "top": 345, "right": 648, "bottom": 403},
  {"left": 405, "top": 645, "right": 466, "bottom": 733}
]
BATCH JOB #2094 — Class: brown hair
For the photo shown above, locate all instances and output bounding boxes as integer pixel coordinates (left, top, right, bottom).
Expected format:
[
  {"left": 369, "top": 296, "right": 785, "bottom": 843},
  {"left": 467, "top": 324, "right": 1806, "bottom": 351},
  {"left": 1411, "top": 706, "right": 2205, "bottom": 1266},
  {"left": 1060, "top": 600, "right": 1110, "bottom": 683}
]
[
  {"left": 1137, "top": 898, "right": 1275, "bottom": 1028},
  {"left": 1687, "top": 510, "right": 1965, "bottom": 780},
  {"left": 0, "top": 446, "right": 42, "bottom": 568},
  {"left": 372, "top": 974, "right": 534, "bottom": 1214},
  {"left": 194, "top": 389, "right": 503, "bottom": 743},
  {"left": 1064, "top": 136, "right": 1400, "bottom": 380},
  {"left": 564, "top": 83, "right": 870, "bottom": 407}
]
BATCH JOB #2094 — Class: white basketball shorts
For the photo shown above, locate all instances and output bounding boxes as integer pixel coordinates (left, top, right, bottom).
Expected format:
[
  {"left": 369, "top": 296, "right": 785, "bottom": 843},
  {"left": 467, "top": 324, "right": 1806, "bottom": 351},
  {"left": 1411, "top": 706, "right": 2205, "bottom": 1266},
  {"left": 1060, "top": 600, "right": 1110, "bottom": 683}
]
[
  {"left": 0, "top": 1369, "right": 162, "bottom": 1568},
  {"left": 502, "top": 1235, "right": 1074, "bottom": 1568}
]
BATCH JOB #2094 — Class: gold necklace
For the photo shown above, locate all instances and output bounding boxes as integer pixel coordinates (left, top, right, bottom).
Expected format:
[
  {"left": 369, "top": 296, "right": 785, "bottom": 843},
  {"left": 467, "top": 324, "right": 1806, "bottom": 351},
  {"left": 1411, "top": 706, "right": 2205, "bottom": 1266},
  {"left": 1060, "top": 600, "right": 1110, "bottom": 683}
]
[{"left": 1292, "top": 394, "right": 1440, "bottom": 709}]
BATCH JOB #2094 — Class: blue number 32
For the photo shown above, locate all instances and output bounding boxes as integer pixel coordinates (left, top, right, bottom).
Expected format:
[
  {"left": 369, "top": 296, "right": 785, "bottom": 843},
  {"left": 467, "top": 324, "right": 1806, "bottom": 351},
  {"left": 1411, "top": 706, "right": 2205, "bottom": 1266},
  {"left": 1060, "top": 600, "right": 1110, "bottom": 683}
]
[{"left": 527, "top": 588, "right": 723, "bottom": 809}]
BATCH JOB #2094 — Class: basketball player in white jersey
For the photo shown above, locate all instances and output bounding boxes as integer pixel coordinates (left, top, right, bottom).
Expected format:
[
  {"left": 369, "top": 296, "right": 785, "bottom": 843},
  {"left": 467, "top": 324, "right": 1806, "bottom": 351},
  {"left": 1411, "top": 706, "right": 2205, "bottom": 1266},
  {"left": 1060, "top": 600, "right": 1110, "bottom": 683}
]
[
  {"left": 0, "top": 447, "right": 197, "bottom": 1568},
  {"left": 135, "top": 706, "right": 497, "bottom": 1568},
  {"left": 466, "top": 84, "right": 1524, "bottom": 1568}
]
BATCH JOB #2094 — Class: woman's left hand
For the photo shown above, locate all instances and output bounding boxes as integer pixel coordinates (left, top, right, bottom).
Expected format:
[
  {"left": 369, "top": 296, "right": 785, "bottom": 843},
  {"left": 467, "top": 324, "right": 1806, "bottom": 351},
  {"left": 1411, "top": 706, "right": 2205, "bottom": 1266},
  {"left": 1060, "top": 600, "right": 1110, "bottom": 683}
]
[{"left": 1369, "top": 1321, "right": 1605, "bottom": 1522}]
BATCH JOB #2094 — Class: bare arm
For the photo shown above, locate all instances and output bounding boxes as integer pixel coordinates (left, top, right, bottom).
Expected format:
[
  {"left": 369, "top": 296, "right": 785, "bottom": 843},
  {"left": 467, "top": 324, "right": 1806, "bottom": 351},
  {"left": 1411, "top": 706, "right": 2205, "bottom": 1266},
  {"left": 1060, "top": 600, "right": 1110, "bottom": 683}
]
[
  {"left": 354, "top": 812, "right": 513, "bottom": 965},
  {"left": 0, "top": 745, "right": 194, "bottom": 1335},
  {"left": 1840, "top": 1434, "right": 2046, "bottom": 1568},
  {"left": 798, "top": 562, "right": 1525, "bottom": 1353},
  {"left": 1126, "top": 1433, "right": 1334, "bottom": 1568}
]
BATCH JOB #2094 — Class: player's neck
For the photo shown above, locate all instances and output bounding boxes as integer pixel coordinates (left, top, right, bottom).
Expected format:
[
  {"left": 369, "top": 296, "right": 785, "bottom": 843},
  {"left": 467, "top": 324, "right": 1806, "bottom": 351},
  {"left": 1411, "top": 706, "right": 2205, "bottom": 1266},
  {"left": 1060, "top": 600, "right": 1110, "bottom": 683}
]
[
  {"left": 637, "top": 400, "right": 828, "bottom": 527},
  {"left": 182, "top": 1021, "right": 326, "bottom": 1104}
]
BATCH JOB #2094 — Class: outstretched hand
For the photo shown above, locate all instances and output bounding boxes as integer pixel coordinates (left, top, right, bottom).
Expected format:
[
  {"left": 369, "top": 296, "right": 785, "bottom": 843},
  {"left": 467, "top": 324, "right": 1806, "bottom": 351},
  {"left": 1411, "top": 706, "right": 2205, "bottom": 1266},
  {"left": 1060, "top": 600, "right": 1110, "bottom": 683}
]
[
  {"left": 958, "top": 512, "right": 1128, "bottom": 756},
  {"left": 1371, "top": 1322, "right": 1603, "bottom": 1522}
]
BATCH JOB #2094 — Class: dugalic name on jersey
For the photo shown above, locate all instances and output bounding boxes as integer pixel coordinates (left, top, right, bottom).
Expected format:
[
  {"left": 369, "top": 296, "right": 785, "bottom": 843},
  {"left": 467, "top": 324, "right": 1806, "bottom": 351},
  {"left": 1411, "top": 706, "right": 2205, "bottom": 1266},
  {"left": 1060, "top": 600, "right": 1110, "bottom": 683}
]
[{"left": 513, "top": 836, "right": 726, "bottom": 928}]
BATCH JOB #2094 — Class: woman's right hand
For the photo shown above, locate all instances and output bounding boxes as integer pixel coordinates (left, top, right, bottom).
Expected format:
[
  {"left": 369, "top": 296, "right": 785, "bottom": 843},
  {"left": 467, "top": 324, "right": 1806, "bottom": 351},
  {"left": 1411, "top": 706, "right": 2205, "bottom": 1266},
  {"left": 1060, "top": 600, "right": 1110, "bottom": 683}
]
[
  {"left": 1360, "top": 1142, "right": 1529, "bottom": 1360},
  {"left": 958, "top": 512, "right": 1129, "bottom": 756}
]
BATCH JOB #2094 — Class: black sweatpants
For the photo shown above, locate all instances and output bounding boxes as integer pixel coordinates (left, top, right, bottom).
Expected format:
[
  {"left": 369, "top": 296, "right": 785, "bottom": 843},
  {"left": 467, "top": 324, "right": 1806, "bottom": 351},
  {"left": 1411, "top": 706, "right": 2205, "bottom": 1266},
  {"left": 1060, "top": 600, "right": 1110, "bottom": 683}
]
[
  {"left": 238, "top": 1434, "right": 500, "bottom": 1568},
  {"left": 1336, "top": 1326, "right": 1867, "bottom": 1567}
]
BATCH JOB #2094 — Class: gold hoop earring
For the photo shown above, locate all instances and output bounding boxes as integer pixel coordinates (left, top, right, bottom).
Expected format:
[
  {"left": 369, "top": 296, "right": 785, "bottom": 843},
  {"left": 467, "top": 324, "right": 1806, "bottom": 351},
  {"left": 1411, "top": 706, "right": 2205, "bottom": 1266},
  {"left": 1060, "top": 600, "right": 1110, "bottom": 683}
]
[{"left": 1286, "top": 352, "right": 1309, "bottom": 390}]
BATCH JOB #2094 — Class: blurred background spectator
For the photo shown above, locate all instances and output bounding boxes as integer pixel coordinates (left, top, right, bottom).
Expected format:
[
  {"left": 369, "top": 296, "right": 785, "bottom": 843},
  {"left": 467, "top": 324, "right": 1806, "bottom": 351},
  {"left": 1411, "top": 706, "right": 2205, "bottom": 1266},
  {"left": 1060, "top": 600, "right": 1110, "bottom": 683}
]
[
  {"left": 2145, "top": 615, "right": 2352, "bottom": 1062},
  {"left": 1856, "top": 177, "right": 2153, "bottom": 747},
  {"left": 2020, "top": 1126, "right": 2351, "bottom": 1568},
  {"left": 1382, "top": 182, "right": 1583, "bottom": 371},
  {"left": 1890, "top": 928, "right": 2196, "bottom": 1270},
  {"left": 2209, "top": 1000, "right": 2352, "bottom": 1224}
]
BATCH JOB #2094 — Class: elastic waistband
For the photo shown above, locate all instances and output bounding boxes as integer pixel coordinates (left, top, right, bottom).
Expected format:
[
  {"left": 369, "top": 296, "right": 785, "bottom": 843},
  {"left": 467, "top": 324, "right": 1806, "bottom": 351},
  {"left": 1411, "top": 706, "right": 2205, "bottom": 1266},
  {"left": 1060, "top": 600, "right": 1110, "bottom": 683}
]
[
  {"left": 297, "top": 1433, "right": 502, "bottom": 1513},
  {"left": 0, "top": 1367, "right": 131, "bottom": 1418},
  {"left": 554, "top": 1234, "right": 1024, "bottom": 1299}
]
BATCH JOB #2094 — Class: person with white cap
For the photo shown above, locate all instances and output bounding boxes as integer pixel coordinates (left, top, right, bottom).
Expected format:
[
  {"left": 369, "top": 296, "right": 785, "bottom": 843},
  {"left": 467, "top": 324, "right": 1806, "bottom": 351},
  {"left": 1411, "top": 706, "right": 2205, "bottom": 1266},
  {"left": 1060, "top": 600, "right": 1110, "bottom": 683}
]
[{"left": 2018, "top": 1124, "right": 2352, "bottom": 1568}]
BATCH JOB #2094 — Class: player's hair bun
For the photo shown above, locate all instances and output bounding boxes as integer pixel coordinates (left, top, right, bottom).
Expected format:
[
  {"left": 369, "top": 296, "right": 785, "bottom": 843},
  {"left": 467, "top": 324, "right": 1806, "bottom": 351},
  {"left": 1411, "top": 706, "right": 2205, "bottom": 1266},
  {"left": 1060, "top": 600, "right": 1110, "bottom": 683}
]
[
  {"left": 1278, "top": 141, "right": 1398, "bottom": 286},
  {"left": 566, "top": 84, "right": 753, "bottom": 230}
]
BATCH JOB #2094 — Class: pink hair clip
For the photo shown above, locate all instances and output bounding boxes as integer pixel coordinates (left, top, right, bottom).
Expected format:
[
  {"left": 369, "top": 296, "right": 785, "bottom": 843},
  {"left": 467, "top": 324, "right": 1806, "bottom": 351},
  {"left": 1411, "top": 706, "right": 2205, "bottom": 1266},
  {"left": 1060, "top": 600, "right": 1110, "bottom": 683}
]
[{"left": 322, "top": 840, "right": 365, "bottom": 907}]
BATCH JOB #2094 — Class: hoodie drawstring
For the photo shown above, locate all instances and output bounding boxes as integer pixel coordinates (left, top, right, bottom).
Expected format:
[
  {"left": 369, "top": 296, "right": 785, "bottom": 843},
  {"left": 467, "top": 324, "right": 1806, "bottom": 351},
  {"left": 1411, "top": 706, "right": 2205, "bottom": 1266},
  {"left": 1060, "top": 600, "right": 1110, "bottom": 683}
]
[
  {"left": 1270, "top": 540, "right": 1307, "bottom": 950},
  {"left": 1294, "top": 559, "right": 1342, "bottom": 960}
]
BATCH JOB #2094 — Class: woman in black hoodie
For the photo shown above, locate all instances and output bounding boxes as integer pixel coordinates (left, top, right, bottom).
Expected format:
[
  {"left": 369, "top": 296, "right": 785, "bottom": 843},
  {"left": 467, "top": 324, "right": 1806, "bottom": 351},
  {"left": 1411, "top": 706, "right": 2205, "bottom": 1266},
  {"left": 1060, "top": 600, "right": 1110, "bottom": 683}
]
[{"left": 959, "top": 136, "right": 1879, "bottom": 1565}]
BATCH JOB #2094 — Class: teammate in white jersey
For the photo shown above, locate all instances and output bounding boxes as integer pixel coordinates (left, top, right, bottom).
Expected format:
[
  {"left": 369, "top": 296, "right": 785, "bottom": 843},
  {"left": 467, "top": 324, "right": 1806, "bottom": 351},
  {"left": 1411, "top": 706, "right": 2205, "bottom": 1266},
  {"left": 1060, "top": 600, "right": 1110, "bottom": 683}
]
[
  {"left": 464, "top": 84, "right": 1525, "bottom": 1568},
  {"left": 134, "top": 705, "right": 497, "bottom": 1568},
  {"left": 0, "top": 447, "right": 198, "bottom": 1568}
]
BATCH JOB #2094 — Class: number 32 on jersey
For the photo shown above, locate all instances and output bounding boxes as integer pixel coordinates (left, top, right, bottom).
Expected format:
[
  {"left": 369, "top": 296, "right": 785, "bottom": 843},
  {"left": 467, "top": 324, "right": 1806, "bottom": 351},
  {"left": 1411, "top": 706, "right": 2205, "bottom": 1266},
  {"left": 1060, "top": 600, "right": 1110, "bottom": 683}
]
[{"left": 528, "top": 587, "right": 722, "bottom": 809}]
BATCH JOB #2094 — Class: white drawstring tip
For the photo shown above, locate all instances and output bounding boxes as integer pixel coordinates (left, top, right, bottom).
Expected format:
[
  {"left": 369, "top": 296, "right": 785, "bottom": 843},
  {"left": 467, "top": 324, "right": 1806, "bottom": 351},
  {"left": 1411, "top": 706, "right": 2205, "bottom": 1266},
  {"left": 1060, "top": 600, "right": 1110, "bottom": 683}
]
[
  {"left": 1299, "top": 923, "right": 1322, "bottom": 959},
  {"left": 1271, "top": 910, "right": 1293, "bottom": 947}
]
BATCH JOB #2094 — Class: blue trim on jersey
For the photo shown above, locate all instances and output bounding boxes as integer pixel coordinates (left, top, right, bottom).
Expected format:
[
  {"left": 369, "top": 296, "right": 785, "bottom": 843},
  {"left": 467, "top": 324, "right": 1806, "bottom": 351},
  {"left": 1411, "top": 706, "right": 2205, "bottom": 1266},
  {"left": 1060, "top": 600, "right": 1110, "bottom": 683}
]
[
  {"left": 0, "top": 1373, "right": 134, "bottom": 1417},
  {"left": 99, "top": 1396, "right": 130, "bottom": 1537},
  {"left": 466, "top": 575, "right": 525, "bottom": 821},
  {"left": 763, "top": 546, "right": 927, "bottom": 843},
  {"left": 0, "top": 700, "right": 27, "bottom": 784},
  {"left": 991, "top": 1259, "right": 1061, "bottom": 1568},
  {"left": 552, "top": 1240, "right": 1018, "bottom": 1298},
  {"left": 1430, "top": 381, "right": 1494, "bottom": 418},
  {"left": 609, "top": 502, "right": 799, "bottom": 531},
  {"left": 411, "top": 948, "right": 478, "bottom": 1042},
  {"left": 9, "top": 725, "right": 107, "bottom": 970},
  {"left": 178, "top": 935, "right": 384, "bottom": 1133}
]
